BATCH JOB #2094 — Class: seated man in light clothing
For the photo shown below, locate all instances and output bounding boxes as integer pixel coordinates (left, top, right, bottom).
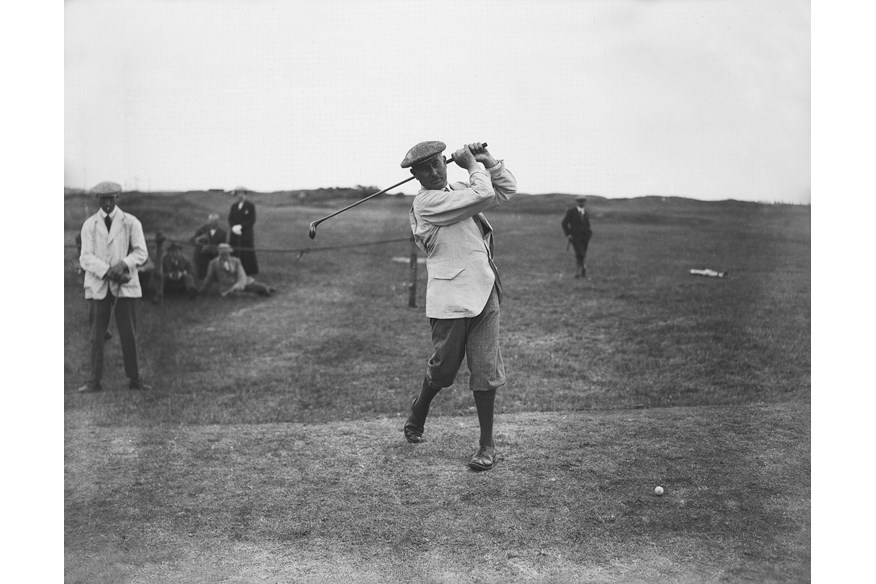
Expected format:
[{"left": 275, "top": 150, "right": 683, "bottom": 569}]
[{"left": 198, "top": 243, "right": 276, "bottom": 297}]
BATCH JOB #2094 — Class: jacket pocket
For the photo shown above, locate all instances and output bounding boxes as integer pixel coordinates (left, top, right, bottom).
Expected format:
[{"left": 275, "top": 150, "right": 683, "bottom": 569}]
[{"left": 429, "top": 263, "right": 465, "bottom": 280}]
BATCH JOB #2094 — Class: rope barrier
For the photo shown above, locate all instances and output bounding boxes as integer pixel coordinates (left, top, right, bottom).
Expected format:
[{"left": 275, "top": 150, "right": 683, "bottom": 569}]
[{"left": 64, "top": 236, "right": 412, "bottom": 254}]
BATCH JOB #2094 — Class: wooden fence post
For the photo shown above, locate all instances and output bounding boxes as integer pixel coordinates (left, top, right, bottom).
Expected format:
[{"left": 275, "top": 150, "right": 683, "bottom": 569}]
[{"left": 408, "top": 236, "right": 418, "bottom": 308}]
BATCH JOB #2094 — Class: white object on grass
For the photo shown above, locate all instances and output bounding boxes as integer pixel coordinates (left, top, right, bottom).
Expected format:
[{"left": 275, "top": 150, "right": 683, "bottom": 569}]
[{"left": 690, "top": 268, "right": 726, "bottom": 278}]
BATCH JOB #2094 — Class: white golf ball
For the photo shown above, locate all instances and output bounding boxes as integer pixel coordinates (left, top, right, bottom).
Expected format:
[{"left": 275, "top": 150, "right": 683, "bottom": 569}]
[{"left": 655, "top": 486, "right": 664, "bottom": 496}]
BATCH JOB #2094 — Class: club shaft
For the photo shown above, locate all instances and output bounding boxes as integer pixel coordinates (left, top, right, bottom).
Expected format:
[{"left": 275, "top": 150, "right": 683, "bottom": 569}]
[
  {"left": 309, "top": 142, "right": 487, "bottom": 236},
  {"left": 312, "top": 174, "right": 416, "bottom": 228}
]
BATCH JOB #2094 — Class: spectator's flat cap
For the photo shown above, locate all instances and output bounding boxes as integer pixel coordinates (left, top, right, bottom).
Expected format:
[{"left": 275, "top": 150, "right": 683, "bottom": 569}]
[
  {"left": 401, "top": 141, "right": 446, "bottom": 168},
  {"left": 575, "top": 196, "right": 588, "bottom": 204},
  {"left": 217, "top": 243, "right": 233, "bottom": 252},
  {"left": 90, "top": 181, "right": 122, "bottom": 197},
  {"left": 229, "top": 186, "right": 249, "bottom": 194},
  {"left": 167, "top": 241, "right": 182, "bottom": 251}
]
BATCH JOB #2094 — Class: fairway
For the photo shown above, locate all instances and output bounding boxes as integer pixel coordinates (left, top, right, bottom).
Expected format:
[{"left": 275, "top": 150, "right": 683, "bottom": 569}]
[{"left": 64, "top": 192, "right": 810, "bottom": 583}]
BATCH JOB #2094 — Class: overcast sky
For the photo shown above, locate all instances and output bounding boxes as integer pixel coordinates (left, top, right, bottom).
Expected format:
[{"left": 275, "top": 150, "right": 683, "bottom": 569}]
[{"left": 65, "top": 0, "right": 810, "bottom": 201}]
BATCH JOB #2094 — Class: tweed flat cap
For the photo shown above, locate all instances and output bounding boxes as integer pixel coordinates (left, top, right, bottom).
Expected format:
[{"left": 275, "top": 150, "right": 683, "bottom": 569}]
[
  {"left": 401, "top": 141, "right": 446, "bottom": 168},
  {"left": 575, "top": 196, "right": 587, "bottom": 204},
  {"left": 229, "top": 186, "right": 249, "bottom": 194},
  {"left": 90, "top": 181, "right": 122, "bottom": 197},
  {"left": 217, "top": 243, "right": 233, "bottom": 252}
]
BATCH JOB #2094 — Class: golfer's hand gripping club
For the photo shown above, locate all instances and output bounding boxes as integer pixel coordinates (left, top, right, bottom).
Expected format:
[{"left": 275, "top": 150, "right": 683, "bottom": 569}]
[{"left": 307, "top": 143, "right": 488, "bottom": 239}]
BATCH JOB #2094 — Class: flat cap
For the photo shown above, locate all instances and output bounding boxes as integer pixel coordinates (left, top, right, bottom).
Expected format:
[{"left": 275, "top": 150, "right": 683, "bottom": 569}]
[
  {"left": 90, "top": 181, "right": 122, "bottom": 197},
  {"left": 217, "top": 243, "right": 233, "bottom": 252},
  {"left": 575, "top": 196, "right": 588, "bottom": 204},
  {"left": 229, "top": 186, "right": 249, "bottom": 194},
  {"left": 401, "top": 141, "right": 446, "bottom": 168},
  {"left": 167, "top": 241, "right": 182, "bottom": 251}
]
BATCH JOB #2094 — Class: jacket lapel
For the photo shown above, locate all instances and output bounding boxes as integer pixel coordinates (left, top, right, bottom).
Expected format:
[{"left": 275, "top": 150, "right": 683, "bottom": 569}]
[
  {"left": 473, "top": 213, "right": 501, "bottom": 298},
  {"left": 475, "top": 213, "right": 493, "bottom": 235},
  {"left": 473, "top": 213, "right": 494, "bottom": 255},
  {"left": 107, "top": 210, "right": 124, "bottom": 244}
]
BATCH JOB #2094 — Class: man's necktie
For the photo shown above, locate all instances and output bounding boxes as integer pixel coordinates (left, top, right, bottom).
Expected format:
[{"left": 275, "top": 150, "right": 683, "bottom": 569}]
[{"left": 104, "top": 215, "right": 112, "bottom": 232}]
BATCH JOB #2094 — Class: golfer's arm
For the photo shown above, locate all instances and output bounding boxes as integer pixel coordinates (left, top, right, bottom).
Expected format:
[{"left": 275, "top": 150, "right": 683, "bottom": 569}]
[
  {"left": 417, "top": 170, "right": 497, "bottom": 226},
  {"left": 487, "top": 161, "right": 517, "bottom": 203}
]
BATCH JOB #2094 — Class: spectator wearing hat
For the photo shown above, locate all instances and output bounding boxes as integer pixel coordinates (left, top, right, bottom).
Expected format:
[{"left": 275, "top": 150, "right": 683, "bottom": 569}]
[
  {"left": 190, "top": 213, "right": 227, "bottom": 279},
  {"left": 228, "top": 187, "right": 259, "bottom": 276},
  {"left": 142, "top": 231, "right": 167, "bottom": 302},
  {"left": 198, "top": 243, "right": 276, "bottom": 297},
  {"left": 403, "top": 141, "right": 519, "bottom": 472},
  {"left": 561, "top": 196, "right": 593, "bottom": 278},
  {"left": 156, "top": 241, "right": 198, "bottom": 302},
  {"left": 78, "top": 182, "right": 152, "bottom": 392}
]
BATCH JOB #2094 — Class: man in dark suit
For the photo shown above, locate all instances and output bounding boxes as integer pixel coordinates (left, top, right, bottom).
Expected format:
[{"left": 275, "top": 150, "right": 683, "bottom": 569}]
[
  {"left": 228, "top": 186, "right": 259, "bottom": 275},
  {"left": 561, "top": 196, "right": 593, "bottom": 278},
  {"left": 156, "top": 242, "right": 198, "bottom": 302},
  {"left": 190, "top": 213, "right": 227, "bottom": 279}
]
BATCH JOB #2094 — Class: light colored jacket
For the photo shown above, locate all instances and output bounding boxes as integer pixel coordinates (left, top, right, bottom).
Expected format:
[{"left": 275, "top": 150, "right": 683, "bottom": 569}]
[
  {"left": 79, "top": 208, "right": 149, "bottom": 299},
  {"left": 200, "top": 255, "right": 254, "bottom": 294},
  {"left": 409, "top": 161, "right": 518, "bottom": 319}
]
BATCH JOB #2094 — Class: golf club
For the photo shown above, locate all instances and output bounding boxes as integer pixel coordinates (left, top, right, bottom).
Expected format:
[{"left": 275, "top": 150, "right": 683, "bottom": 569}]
[{"left": 308, "top": 142, "right": 487, "bottom": 239}]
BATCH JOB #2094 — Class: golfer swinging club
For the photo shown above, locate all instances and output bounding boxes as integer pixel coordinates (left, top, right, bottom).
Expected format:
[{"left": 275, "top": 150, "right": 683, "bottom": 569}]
[{"left": 403, "top": 141, "right": 519, "bottom": 471}]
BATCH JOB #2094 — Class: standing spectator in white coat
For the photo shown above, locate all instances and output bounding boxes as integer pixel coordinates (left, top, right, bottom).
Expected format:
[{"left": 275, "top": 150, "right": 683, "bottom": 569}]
[{"left": 77, "top": 182, "right": 152, "bottom": 393}]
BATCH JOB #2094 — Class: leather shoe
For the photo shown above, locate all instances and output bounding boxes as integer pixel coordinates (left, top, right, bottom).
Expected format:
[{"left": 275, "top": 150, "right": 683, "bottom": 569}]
[
  {"left": 403, "top": 399, "right": 425, "bottom": 443},
  {"left": 468, "top": 445, "right": 496, "bottom": 471},
  {"left": 129, "top": 379, "right": 152, "bottom": 391},
  {"left": 403, "top": 421, "right": 424, "bottom": 443},
  {"left": 77, "top": 382, "right": 102, "bottom": 393}
]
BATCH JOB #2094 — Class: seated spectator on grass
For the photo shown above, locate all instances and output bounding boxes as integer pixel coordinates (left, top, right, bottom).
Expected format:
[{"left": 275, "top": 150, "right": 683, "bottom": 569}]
[
  {"left": 198, "top": 243, "right": 276, "bottom": 298},
  {"left": 156, "top": 241, "right": 198, "bottom": 302},
  {"left": 137, "top": 231, "right": 165, "bottom": 303},
  {"left": 190, "top": 213, "right": 227, "bottom": 279}
]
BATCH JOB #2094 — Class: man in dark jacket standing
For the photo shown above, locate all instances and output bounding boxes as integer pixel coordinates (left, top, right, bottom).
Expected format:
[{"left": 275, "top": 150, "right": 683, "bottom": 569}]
[
  {"left": 561, "top": 196, "right": 593, "bottom": 278},
  {"left": 190, "top": 213, "right": 227, "bottom": 279},
  {"left": 228, "top": 186, "right": 259, "bottom": 275}
]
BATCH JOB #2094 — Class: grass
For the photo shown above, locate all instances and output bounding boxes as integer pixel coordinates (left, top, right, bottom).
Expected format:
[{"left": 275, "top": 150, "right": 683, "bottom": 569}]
[{"left": 64, "top": 191, "right": 810, "bottom": 582}]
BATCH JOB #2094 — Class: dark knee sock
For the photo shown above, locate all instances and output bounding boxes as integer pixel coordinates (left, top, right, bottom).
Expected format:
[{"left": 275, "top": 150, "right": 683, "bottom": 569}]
[
  {"left": 410, "top": 376, "right": 441, "bottom": 426},
  {"left": 473, "top": 389, "right": 496, "bottom": 447}
]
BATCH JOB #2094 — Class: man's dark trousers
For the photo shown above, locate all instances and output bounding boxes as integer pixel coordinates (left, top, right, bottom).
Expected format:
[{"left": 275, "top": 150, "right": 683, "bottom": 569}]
[
  {"left": 89, "top": 293, "right": 139, "bottom": 383},
  {"left": 571, "top": 234, "right": 591, "bottom": 270}
]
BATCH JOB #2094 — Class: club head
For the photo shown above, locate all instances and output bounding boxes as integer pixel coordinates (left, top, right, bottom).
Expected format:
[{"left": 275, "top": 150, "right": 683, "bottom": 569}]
[{"left": 308, "top": 222, "right": 317, "bottom": 239}]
